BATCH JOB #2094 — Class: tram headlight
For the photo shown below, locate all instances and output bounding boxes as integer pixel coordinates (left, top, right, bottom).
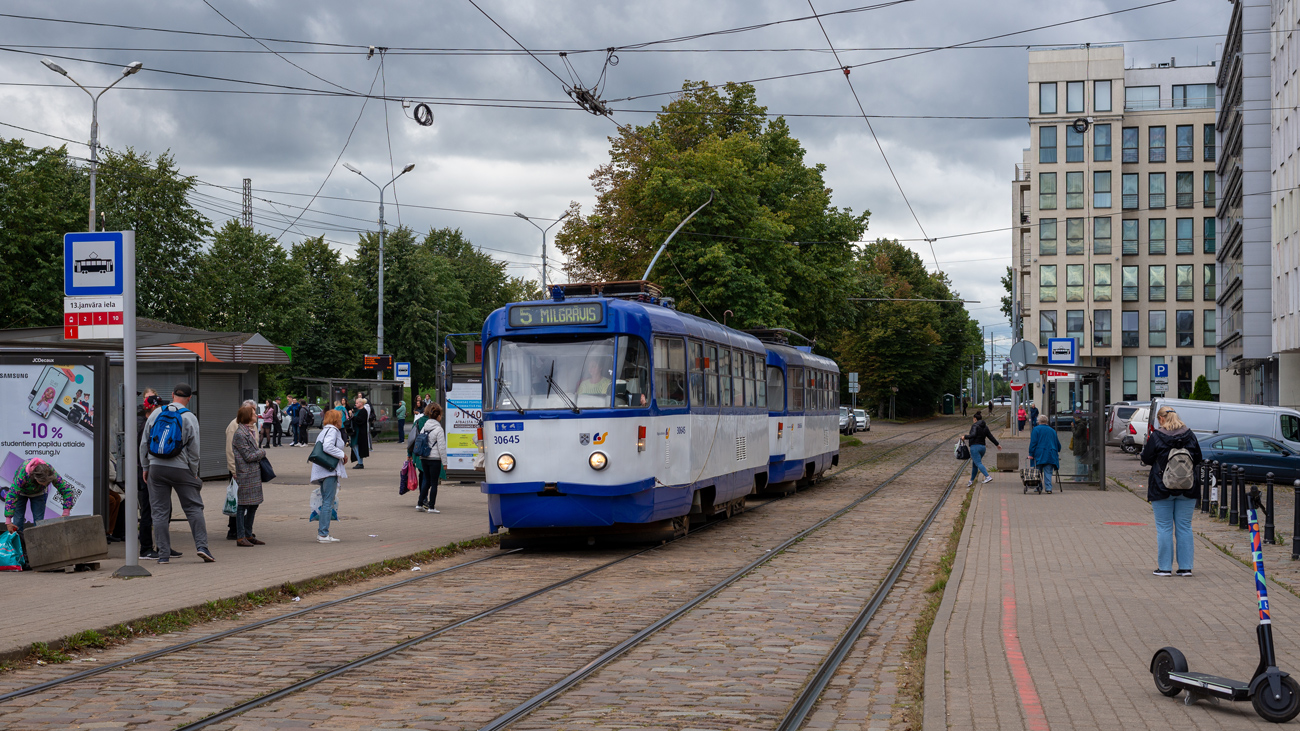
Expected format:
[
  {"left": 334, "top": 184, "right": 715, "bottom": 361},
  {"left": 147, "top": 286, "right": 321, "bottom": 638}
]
[
  {"left": 588, "top": 451, "right": 608, "bottom": 471},
  {"left": 497, "top": 453, "right": 515, "bottom": 472}
]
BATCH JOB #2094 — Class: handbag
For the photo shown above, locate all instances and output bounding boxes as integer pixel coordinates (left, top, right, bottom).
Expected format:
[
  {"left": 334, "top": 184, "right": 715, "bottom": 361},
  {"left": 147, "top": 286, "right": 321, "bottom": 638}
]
[
  {"left": 0, "top": 532, "right": 24, "bottom": 571},
  {"left": 223, "top": 478, "right": 238, "bottom": 516},
  {"left": 308, "top": 437, "right": 340, "bottom": 471},
  {"left": 259, "top": 457, "right": 276, "bottom": 483},
  {"left": 955, "top": 441, "right": 971, "bottom": 461}
]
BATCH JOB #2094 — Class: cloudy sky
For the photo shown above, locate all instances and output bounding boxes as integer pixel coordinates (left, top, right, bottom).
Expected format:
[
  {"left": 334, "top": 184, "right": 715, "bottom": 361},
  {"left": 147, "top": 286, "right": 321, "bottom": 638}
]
[{"left": 0, "top": 0, "right": 1230, "bottom": 355}]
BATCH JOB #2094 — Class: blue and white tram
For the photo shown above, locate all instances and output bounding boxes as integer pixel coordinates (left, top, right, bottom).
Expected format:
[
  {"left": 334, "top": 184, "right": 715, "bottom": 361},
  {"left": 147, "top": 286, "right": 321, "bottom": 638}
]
[
  {"left": 480, "top": 289, "right": 810, "bottom": 541},
  {"left": 764, "top": 343, "right": 842, "bottom": 491}
]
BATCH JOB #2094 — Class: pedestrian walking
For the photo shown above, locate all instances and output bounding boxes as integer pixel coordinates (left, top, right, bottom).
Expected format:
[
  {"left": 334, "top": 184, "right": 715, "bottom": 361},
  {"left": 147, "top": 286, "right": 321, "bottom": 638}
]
[
  {"left": 960, "top": 411, "right": 1001, "bottom": 487},
  {"left": 286, "top": 397, "right": 302, "bottom": 446},
  {"left": 1140, "top": 406, "right": 1202, "bottom": 577},
  {"left": 140, "top": 384, "right": 213, "bottom": 564},
  {"left": 311, "top": 410, "right": 349, "bottom": 543},
  {"left": 5, "top": 458, "right": 75, "bottom": 535},
  {"left": 135, "top": 388, "right": 160, "bottom": 558},
  {"left": 961, "top": 397, "right": 968, "bottom": 416},
  {"left": 407, "top": 403, "right": 447, "bottom": 513},
  {"left": 396, "top": 399, "right": 407, "bottom": 443},
  {"left": 231, "top": 405, "right": 266, "bottom": 547},
  {"left": 1027, "top": 415, "right": 1062, "bottom": 494},
  {"left": 1017, "top": 405, "right": 1027, "bottom": 432},
  {"left": 1028, "top": 402, "right": 1039, "bottom": 427},
  {"left": 351, "top": 395, "right": 372, "bottom": 469}
]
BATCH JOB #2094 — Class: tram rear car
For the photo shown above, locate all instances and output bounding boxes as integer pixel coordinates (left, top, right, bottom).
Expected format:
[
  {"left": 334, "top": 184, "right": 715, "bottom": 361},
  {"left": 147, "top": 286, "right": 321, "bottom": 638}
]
[
  {"left": 764, "top": 344, "right": 841, "bottom": 492},
  {"left": 481, "top": 292, "right": 775, "bottom": 542}
]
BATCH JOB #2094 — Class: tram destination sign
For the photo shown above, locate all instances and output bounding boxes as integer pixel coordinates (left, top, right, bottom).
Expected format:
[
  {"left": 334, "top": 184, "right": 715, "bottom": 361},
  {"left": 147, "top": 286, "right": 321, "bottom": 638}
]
[{"left": 509, "top": 302, "right": 603, "bottom": 328}]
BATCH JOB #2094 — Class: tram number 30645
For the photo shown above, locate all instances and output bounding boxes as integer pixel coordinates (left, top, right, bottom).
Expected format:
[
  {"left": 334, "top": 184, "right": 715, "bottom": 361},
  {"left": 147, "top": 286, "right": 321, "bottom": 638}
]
[{"left": 493, "top": 434, "right": 521, "bottom": 445}]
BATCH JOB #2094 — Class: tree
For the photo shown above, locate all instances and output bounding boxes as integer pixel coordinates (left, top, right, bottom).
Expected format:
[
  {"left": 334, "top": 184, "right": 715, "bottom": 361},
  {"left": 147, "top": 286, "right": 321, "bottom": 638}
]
[
  {"left": 290, "top": 236, "right": 368, "bottom": 382},
  {"left": 97, "top": 148, "right": 211, "bottom": 326},
  {"left": 1190, "top": 375, "right": 1215, "bottom": 401},
  {"left": 422, "top": 226, "right": 520, "bottom": 327},
  {"left": 554, "top": 80, "right": 867, "bottom": 336},
  {"left": 0, "top": 139, "right": 88, "bottom": 329},
  {"left": 198, "top": 220, "right": 308, "bottom": 344},
  {"left": 1000, "top": 266, "right": 1018, "bottom": 339}
]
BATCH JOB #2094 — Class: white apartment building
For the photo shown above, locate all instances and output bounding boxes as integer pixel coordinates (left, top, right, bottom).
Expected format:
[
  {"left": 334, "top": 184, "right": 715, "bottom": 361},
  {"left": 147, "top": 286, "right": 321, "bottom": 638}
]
[
  {"left": 1263, "top": 0, "right": 1300, "bottom": 407},
  {"left": 1012, "top": 45, "right": 1219, "bottom": 412}
]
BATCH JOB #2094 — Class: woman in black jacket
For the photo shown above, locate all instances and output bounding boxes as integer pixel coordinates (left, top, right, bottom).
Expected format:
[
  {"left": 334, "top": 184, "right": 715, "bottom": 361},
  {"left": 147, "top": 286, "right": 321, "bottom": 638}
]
[
  {"left": 960, "top": 411, "right": 1001, "bottom": 487},
  {"left": 1139, "top": 406, "right": 1202, "bottom": 577}
]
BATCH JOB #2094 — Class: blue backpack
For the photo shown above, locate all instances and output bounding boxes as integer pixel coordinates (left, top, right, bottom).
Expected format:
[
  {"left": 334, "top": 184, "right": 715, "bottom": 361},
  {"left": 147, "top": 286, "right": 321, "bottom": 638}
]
[
  {"left": 148, "top": 405, "right": 190, "bottom": 458},
  {"left": 412, "top": 417, "right": 433, "bottom": 458}
]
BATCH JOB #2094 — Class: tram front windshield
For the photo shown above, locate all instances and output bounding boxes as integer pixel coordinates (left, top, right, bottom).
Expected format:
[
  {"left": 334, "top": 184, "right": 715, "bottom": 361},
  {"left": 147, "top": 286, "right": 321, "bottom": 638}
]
[{"left": 489, "top": 335, "right": 649, "bottom": 411}]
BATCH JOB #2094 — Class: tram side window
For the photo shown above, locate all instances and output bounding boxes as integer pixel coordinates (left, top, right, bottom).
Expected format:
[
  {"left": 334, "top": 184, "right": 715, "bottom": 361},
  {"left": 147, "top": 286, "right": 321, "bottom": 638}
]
[
  {"left": 736, "top": 350, "right": 747, "bottom": 407},
  {"left": 614, "top": 336, "right": 650, "bottom": 408},
  {"left": 707, "top": 344, "right": 719, "bottom": 407},
  {"left": 746, "top": 353, "right": 757, "bottom": 407},
  {"left": 817, "top": 371, "right": 826, "bottom": 411},
  {"left": 767, "top": 366, "right": 782, "bottom": 411},
  {"left": 654, "top": 337, "right": 687, "bottom": 407},
  {"left": 789, "top": 366, "right": 804, "bottom": 411},
  {"left": 756, "top": 357, "right": 768, "bottom": 408},
  {"left": 689, "top": 341, "right": 707, "bottom": 407},
  {"left": 718, "top": 347, "right": 732, "bottom": 409}
]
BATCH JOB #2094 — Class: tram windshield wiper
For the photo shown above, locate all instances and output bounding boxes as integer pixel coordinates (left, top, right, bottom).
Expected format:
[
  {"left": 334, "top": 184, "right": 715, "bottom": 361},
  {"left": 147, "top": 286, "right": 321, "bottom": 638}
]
[
  {"left": 495, "top": 377, "right": 526, "bottom": 415},
  {"left": 544, "top": 361, "right": 581, "bottom": 414}
]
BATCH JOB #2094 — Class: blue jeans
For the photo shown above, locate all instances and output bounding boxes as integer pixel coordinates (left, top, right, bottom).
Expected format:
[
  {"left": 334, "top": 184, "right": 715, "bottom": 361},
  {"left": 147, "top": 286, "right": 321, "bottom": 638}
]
[
  {"left": 1152, "top": 495, "right": 1196, "bottom": 572},
  {"left": 397, "top": 419, "right": 406, "bottom": 443},
  {"left": 9, "top": 490, "right": 48, "bottom": 533},
  {"left": 1041, "top": 464, "right": 1054, "bottom": 493},
  {"left": 970, "top": 444, "right": 989, "bottom": 481},
  {"left": 318, "top": 476, "right": 338, "bottom": 537}
]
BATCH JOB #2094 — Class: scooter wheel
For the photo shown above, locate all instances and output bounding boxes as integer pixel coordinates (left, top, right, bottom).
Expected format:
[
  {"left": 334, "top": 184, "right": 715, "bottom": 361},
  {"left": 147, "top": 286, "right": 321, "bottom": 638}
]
[
  {"left": 1253, "top": 674, "right": 1300, "bottom": 723},
  {"left": 1151, "top": 647, "right": 1187, "bottom": 698}
]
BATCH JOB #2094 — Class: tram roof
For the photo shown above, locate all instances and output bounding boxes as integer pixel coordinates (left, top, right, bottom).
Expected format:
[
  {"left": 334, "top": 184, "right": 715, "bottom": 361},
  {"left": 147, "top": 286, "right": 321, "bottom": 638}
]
[{"left": 765, "top": 342, "right": 839, "bottom": 372}]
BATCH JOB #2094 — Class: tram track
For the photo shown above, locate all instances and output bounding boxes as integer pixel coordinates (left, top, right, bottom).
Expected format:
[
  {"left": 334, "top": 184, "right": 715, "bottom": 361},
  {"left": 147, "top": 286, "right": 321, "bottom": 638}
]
[{"left": 0, "top": 421, "right": 963, "bottom": 730}]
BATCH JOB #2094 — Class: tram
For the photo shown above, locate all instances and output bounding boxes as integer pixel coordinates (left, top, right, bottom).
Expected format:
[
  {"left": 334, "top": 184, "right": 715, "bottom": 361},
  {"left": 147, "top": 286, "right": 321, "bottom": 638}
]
[{"left": 480, "top": 282, "right": 840, "bottom": 543}]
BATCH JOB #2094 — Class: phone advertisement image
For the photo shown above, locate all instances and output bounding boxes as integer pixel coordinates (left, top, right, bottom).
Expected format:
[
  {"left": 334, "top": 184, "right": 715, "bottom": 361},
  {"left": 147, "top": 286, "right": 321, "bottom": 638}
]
[{"left": 2, "top": 362, "right": 97, "bottom": 520}]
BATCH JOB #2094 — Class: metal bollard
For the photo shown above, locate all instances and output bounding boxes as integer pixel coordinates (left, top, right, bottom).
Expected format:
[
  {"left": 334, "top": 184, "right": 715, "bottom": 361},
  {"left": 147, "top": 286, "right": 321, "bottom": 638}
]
[
  {"left": 1266, "top": 472, "right": 1277, "bottom": 544},
  {"left": 1239, "top": 467, "right": 1250, "bottom": 530},
  {"left": 1219, "top": 462, "right": 1229, "bottom": 521},
  {"left": 1229, "top": 463, "right": 1239, "bottom": 526},
  {"left": 1293, "top": 480, "right": 1300, "bottom": 560},
  {"left": 1201, "top": 462, "right": 1210, "bottom": 513}
]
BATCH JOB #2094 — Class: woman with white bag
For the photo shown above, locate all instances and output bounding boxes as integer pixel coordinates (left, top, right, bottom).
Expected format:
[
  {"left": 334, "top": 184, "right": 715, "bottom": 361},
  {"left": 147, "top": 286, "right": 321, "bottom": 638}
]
[{"left": 310, "top": 409, "right": 349, "bottom": 543}]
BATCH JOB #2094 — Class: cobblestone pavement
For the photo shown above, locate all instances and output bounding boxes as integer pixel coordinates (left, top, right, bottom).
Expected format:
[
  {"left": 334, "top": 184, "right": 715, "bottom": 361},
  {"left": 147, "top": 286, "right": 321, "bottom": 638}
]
[{"left": 0, "top": 418, "right": 966, "bottom": 730}]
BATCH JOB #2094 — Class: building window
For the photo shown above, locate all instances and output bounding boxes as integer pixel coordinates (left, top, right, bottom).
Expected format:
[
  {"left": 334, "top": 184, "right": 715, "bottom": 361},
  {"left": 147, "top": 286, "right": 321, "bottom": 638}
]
[
  {"left": 1126, "top": 85, "right": 1159, "bottom": 111},
  {"left": 1122, "top": 173, "right": 1139, "bottom": 210},
  {"left": 1176, "top": 309, "right": 1194, "bottom": 347},
  {"left": 1122, "top": 126, "right": 1139, "bottom": 163},
  {"left": 1149, "top": 218, "right": 1166, "bottom": 255},
  {"left": 1066, "top": 171, "right": 1084, "bottom": 209},
  {"left": 1067, "top": 81, "right": 1084, "bottom": 113},
  {"left": 1204, "top": 171, "right": 1215, "bottom": 207},
  {"left": 1039, "top": 126, "right": 1057, "bottom": 164},
  {"left": 1094, "top": 309, "right": 1112, "bottom": 347},
  {"left": 1039, "top": 218, "right": 1057, "bottom": 255},
  {"left": 1066, "top": 217, "right": 1085, "bottom": 254},
  {"left": 1149, "top": 172, "right": 1166, "bottom": 208},
  {"left": 1094, "top": 124, "right": 1111, "bottom": 161},
  {"left": 1122, "top": 311, "right": 1140, "bottom": 348},
  {"left": 1149, "top": 265, "right": 1166, "bottom": 301},
  {"left": 1176, "top": 171, "right": 1194, "bottom": 208},
  {"left": 1122, "top": 265, "right": 1139, "bottom": 301},
  {"left": 1176, "top": 125, "right": 1194, "bottom": 162},
  {"left": 1204, "top": 217, "right": 1216, "bottom": 254},
  {"left": 1204, "top": 123, "right": 1216, "bottom": 161},
  {"left": 1123, "top": 356, "right": 1138, "bottom": 400},
  {"left": 1094, "top": 263, "right": 1112, "bottom": 301},
  {"left": 1066, "top": 126, "right": 1084, "bottom": 163},
  {"left": 1066, "top": 309, "right": 1085, "bottom": 344},
  {"left": 1178, "top": 355, "right": 1193, "bottom": 396},
  {"left": 1149, "top": 311, "right": 1167, "bottom": 347},
  {"left": 1039, "top": 172, "right": 1057, "bottom": 209},
  {"left": 1203, "top": 263, "right": 1215, "bottom": 300},
  {"left": 1094, "top": 216, "right": 1111, "bottom": 254},
  {"left": 1095, "top": 80, "right": 1112, "bottom": 112},
  {"left": 1204, "top": 309, "right": 1217, "bottom": 347},
  {"left": 1176, "top": 264, "right": 1193, "bottom": 301},
  {"left": 1149, "top": 126, "right": 1167, "bottom": 162},
  {"left": 1122, "top": 219, "right": 1139, "bottom": 255},
  {"left": 1066, "top": 263, "right": 1084, "bottom": 301},
  {"left": 1039, "top": 265, "right": 1057, "bottom": 301},
  {"left": 1173, "top": 83, "right": 1214, "bottom": 108},
  {"left": 1040, "top": 82, "right": 1057, "bottom": 114},
  {"left": 1039, "top": 310, "right": 1057, "bottom": 347},
  {"left": 1176, "top": 218, "right": 1194, "bottom": 254},
  {"left": 1205, "top": 354, "right": 1219, "bottom": 397},
  {"left": 1093, "top": 171, "right": 1112, "bottom": 208}
]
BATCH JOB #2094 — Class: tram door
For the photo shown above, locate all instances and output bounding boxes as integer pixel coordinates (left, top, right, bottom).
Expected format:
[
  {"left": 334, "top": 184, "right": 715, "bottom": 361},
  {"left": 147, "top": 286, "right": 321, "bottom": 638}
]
[{"left": 1055, "top": 373, "right": 1105, "bottom": 487}]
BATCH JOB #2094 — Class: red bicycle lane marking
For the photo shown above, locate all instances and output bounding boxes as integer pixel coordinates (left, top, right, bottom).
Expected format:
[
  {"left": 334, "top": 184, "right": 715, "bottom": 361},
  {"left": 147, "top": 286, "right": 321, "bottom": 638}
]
[{"left": 1002, "top": 494, "right": 1049, "bottom": 730}]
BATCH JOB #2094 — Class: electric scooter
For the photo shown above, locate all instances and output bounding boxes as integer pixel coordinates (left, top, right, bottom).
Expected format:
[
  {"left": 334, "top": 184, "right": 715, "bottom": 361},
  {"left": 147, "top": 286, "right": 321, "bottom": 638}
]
[{"left": 1150, "top": 486, "right": 1300, "bottom": 723}]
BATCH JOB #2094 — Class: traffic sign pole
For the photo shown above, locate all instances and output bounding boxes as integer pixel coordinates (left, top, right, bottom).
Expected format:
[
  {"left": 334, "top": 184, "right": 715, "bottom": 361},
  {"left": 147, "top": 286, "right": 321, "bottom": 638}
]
[{"left": 115, "top": 231, "right": 148, "bottom": 577}]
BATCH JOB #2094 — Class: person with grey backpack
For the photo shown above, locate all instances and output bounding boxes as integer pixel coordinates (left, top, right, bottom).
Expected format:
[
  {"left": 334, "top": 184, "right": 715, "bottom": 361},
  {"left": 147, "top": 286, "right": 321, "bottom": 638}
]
[{"left": 1140, "top": 406, "right": 1203, "bottom": 577}]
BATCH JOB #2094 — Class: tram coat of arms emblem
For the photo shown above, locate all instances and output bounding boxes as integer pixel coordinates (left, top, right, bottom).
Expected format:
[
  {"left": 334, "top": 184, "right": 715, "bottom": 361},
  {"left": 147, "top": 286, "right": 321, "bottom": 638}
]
[{"left": 579, "top": 433, "right": 590, "bottom": 446}]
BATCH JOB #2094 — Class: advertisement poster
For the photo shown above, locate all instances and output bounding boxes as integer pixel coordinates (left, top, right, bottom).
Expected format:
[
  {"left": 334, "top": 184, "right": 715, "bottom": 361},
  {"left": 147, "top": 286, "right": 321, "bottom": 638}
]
[
  {"left": 444, "top": 381, "right": 483, "bottom": 476},
  {"left": 0, "top": 359, "right": 100, "bottom": 519}
]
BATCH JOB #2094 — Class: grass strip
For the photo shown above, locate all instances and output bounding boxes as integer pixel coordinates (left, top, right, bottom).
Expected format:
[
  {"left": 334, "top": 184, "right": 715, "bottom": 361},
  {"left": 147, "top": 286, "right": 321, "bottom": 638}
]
[
  {"left": 0, "top": 533, "right": 500, "bottom": 672},
  {"left": 898, "top": 481, "right": 974, "bottom": 730}
]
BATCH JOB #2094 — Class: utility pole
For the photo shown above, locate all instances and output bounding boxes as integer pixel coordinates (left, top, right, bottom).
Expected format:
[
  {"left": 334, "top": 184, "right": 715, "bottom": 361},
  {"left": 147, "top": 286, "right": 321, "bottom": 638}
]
[
  {"left": 343, "top": 162, "right": 414, "bottom": 375},
  {"left": 242, "top": 178, "right": 252, "bottom": 229}
]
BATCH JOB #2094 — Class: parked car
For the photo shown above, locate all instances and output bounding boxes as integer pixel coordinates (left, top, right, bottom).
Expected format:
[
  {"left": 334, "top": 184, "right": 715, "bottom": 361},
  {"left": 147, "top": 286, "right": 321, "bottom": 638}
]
[
  {"left": 1198, "top": 433, "right": 1300, "bottom": 484},
  {"left": 854, "top": 409, "right": 870, "bottom": 432},
  {"left": 993, "top": 396, "right": 1011, "bottom": 405},
  {"left": 1107, "top": 401, "right": 1147, "bottom": 450},
  {"left": 1121, "top": 407, "right": 1151, "bottom": 452},
  {"left": 1152, "top": 397, "right": 1300, "bottom": 453},
  {"left": 839, "top": 407, "right": 852, "bottom": 435}
]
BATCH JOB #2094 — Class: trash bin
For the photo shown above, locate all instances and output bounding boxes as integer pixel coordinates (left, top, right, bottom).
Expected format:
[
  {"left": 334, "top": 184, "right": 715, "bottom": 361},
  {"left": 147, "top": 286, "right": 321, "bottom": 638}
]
[{"left": 942, "top": 393, "right": 955, "bottom": 415}]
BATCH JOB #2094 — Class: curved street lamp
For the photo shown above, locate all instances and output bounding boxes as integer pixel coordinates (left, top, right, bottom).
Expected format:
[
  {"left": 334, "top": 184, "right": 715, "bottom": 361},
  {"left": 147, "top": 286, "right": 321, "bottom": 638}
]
[
  {"left": 344, "top": 162, "right": 415, "bottom": 368},
  {"left": 514, "top": 210, "right": 570, "bottom": 290}
]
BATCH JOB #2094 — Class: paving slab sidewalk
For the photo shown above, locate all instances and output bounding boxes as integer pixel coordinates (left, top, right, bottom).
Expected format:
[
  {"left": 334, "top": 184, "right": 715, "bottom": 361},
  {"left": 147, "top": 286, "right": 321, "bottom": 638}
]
[
  {"left": 0, "top": 442, "right": 490, "bottom": 656},
  {"left": 930, "top": 434, "right": 1300, "bottom": 730}
]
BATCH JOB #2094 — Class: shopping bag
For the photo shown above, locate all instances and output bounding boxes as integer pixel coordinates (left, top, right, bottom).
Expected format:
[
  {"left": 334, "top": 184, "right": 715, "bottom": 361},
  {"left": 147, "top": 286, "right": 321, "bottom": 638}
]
[
  {"left": 308, "top": 486, "right": 339, "bottom": 523},
  {"left": 399, "top": 460, "right": 414, "bottom": 496},
  {"left": 222, "top": 478, "right": 238, "bottom": 516},
  {"left": 0, "top": 532, "right": 25, "bottom": 571},
  {"left": 440, "top": 463, "right": 447, "bottom": 480},
  {"left": 954, "top": 441, "right": 970, "bottom": 461}
]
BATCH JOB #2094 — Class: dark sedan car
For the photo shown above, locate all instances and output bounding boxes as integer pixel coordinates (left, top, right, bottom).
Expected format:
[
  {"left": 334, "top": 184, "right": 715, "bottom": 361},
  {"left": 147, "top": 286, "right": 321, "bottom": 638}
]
[{"left": 1198, "top": 433, "right": 1300, "bottom": 484}]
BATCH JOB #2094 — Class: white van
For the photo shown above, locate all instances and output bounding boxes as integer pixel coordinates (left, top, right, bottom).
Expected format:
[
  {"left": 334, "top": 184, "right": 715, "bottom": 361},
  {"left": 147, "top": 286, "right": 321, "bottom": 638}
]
[{"left": 1150, "top": 397, "right": 1300, "bottom": 452}]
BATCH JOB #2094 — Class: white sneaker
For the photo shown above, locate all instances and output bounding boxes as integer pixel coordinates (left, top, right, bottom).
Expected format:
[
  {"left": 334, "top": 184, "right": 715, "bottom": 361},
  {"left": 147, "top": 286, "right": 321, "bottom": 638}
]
[
  {"left": 966, "top": 480, "right": 975, "bottom": 487},
  {"left": 982, "top": 475, "right": 994, "bottom": 484},
  {"left": 428, "top": 508, "right": 440, "bottom": 514},
  {"left": 317, "top": 535, "right": 340, "bottom": 543},
  {"left": 416, "top": 505, "right": 426, "bottom": 512}
]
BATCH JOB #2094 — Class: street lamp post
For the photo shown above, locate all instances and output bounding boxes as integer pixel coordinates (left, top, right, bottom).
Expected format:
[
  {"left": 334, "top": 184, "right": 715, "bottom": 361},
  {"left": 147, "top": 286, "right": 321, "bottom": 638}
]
[
  {"left": 344, "top": 162, "right": 414, "bottom": 375},
  {"left": 42, "top": 59, "right": 143, "bottom": 232},
  {"left": 514, "top": 210, "right": 570, "bottom": 292}
]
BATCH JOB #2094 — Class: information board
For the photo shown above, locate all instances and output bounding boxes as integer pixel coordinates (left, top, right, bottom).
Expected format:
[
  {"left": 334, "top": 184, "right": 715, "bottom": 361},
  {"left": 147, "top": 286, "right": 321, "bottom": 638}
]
[
  {"left": 444, "top": 381, "right": 483, "bottom": 476},
  {"left": 363, "top": 354, "right": 394, "bottom": 372},
  {"left": 509, "top": 302, "right": 603, "bottom": 327}
]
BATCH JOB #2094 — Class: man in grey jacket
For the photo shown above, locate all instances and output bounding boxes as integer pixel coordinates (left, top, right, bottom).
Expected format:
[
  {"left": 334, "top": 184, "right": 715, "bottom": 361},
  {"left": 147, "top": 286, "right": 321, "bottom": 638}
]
[{"left": 140, "top": 384, "right": 214, "bottom": 564}]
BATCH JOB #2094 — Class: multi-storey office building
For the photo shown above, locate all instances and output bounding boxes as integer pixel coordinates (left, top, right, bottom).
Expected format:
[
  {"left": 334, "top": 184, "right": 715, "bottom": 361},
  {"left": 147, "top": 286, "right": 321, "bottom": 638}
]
[
  {"left": 1271, "top": 0, "right": 1300, "bottom": 408},
  {"left": 1013, "top": 45, "right": 1219, "bottom": 413}
]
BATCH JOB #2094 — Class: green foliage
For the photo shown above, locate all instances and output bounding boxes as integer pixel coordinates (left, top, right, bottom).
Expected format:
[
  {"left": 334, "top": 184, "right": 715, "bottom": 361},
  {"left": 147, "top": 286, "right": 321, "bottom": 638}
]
[
  {"left": 290, "top": 236, "right": 368, "bottom": 382},
  {"left": 199, "top": 220, "right": 307, "bottom": 343},
  {"left": 1000, "top": 266, "right": 1017, "bottom": 338},
  {"left": 1190, "top": 374, "right": 1215, "bottom": 401}
]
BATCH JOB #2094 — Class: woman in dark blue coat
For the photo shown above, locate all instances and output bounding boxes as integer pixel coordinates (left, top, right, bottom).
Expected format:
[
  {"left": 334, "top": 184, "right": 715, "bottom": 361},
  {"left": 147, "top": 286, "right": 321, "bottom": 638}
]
[{"left": 1027, "top": 415, "right": 1062, "bottom": 493}]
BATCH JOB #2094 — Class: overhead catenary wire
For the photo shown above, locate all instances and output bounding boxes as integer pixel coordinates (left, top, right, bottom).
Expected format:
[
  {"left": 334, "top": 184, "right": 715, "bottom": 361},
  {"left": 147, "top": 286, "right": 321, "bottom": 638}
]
[{"left": 198, "top": 0, "right": 361, "bottom": 95}]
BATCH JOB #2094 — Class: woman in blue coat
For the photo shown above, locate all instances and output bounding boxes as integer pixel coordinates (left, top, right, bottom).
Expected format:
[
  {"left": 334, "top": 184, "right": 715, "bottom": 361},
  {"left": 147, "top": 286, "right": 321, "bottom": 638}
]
[{"left": 1027, "top": 414, "right": 1062, "bottom": 493}]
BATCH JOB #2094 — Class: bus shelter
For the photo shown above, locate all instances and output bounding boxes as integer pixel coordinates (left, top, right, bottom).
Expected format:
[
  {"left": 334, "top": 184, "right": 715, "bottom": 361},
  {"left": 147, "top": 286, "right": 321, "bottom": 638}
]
[
  {"left": 297, "top": 378, "right": 405, "bottom": 444},
  {"left": 1026, "top": 363, "right": 1107, "bottom": 488}
]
